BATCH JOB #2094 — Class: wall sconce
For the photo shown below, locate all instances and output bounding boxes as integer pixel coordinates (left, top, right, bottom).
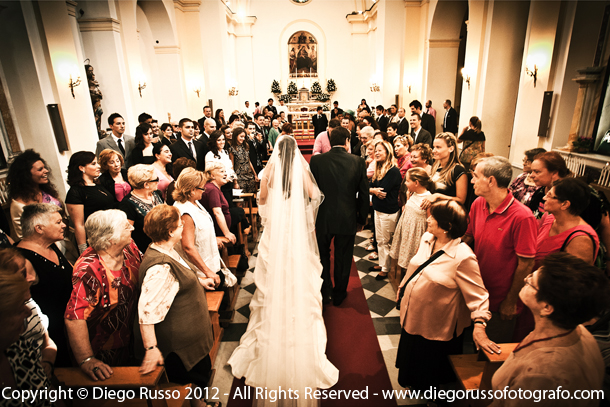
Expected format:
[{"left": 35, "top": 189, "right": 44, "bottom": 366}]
[
  {"left": 194, "top": 88, "right": 201, "bottom": 98},
  {"left": 138, "top": 81, "right": 147, "bottom": 98},
  {"left": 525, "top": 64, "right": 538, "bottom": 87},
  {"left": 461, "top": 68, "right": 471, "bottom": 90},
  {"left": 69, "top": 75, "right": 81, "bottom": 98},
  {"left": 228, "top": 87, "right": 239, "bottom": 96},
  {"left": 370, "top": 83, "right": 380, "bottom": 92}
]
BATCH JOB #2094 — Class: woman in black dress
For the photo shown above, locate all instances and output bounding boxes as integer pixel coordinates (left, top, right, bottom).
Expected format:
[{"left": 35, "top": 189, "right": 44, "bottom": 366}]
[
  {"left": 17, "top": 203, "right": 73, "bottom": 367},
  {"left": 65, "top": 151, "right": 116, "bottom": 254}
]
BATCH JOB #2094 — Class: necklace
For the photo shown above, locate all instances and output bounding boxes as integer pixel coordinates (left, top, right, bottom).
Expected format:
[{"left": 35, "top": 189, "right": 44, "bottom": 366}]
[{"left": 513, "top": 328, "right": 575, "bottom": 353}]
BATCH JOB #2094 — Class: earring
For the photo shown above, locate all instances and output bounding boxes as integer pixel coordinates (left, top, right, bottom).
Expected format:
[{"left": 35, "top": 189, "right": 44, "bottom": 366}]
[{"left": 169, "top": 233, "right": 174, "bottom": 238}]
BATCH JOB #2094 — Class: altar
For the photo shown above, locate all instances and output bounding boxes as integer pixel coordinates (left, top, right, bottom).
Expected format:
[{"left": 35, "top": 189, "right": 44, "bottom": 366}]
[{"left": 286, "top": 104, "right": 329, "bottom": 140}]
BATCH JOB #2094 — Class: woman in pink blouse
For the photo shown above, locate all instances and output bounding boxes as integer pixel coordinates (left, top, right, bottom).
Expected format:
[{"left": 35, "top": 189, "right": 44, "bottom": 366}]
[
  {"left": 396, "top": 200, "right": 498, "bottom": 391},
  {"left": 393, "top": 136, "right": 412, "bottom": 179},
  {"left": 151, "top": 144, "right": 174, "bottom": 201}
]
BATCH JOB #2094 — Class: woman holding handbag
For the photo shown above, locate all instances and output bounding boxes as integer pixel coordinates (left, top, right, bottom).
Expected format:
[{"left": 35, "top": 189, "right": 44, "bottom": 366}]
[{"left": 396, "top": 200, "right": 498, "bottom": 391}]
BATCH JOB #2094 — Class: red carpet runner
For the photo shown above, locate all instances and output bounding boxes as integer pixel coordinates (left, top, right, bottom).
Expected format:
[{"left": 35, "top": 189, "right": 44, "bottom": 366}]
[{"left": 226, "top": 252, "right": 397, "bottom": 406}]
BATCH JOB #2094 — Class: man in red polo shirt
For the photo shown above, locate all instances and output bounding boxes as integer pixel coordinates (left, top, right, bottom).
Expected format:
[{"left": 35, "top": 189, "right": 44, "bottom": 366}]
[{"left": 463, "top": 156, "right": 537, "bottom": 343}]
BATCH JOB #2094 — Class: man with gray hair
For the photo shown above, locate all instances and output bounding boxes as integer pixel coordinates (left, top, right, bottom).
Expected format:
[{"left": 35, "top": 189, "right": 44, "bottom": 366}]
[
  {"left": 359, "top": 126, "right": 375, "bottom": 158},
  {"left": 462, "top": 156, "right": 537, "bottom": 343}
]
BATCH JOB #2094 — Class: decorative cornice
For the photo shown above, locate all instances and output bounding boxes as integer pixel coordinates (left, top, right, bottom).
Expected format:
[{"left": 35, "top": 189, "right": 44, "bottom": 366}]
[
  {"left": 405, "top": 0, "right": 425, "bottom": 7},
  {"left": 173, "top": 0, "right": 201, "bottom": 13},
  {"left": 428, "top": 39, "right": 461, "bottom": 48},
  {"left": 154, "top": 45, "right": 181, "bottom": 54},
  {"left": 347, "top": 0, "right": 377, "bottom": 22},
  {"left": 66, "top": 0, "right": 78, "bottom": 17},
  {"left": 78, "top": 18, "right": 121, "bottom": 33}
]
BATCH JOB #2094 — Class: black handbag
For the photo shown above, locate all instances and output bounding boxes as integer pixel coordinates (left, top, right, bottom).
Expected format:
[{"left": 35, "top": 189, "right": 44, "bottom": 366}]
[{"left": 396, "top": 250, "right": 445, "bottom": 310}]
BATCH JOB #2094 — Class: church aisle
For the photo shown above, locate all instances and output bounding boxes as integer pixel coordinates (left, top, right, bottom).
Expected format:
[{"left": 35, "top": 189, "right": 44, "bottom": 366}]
[{"left": 210, "top": 227, "right": 427, "bottom": 406}]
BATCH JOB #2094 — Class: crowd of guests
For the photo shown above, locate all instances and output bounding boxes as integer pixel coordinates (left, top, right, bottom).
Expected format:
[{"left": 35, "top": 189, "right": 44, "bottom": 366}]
[{"left": 0, "top": 98, "right": 609, "bottom": 406}]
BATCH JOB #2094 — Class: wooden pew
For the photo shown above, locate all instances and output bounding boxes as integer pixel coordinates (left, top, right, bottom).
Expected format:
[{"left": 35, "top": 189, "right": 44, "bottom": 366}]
[
  {"left": 206, "top": 291, "right": 224, "bottom": 365},
  {"left": 54, "top": 366, "right": 192, "bottom": 407},
  {"left": 449, "top": 343, "right": 518, "bottom": 406}
]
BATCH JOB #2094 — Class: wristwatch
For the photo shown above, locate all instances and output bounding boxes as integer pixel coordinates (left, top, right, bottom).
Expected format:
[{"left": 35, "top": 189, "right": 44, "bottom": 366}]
[{"left": 474, "top": 320, "right": 487, "bottom": 328}]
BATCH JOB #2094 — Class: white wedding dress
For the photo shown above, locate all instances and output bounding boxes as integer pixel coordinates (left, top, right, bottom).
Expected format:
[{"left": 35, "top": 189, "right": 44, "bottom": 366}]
[{"left": 228, "top": 136, "right": 339, "bottom": 407}]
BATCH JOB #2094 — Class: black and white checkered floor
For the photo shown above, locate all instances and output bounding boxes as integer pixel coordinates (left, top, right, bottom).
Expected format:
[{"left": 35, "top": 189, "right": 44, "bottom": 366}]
[{"left": 211, "top": 228, "right": 424, "bottom": 406}]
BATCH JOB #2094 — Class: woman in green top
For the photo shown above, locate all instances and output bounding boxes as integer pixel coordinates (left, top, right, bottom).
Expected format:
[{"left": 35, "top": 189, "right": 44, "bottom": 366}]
[{"left": 268, "top": 118, "right": 280, "bottom": 150}]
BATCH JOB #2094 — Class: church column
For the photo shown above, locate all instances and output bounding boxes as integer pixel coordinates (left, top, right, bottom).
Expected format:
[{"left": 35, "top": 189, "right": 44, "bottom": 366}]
[
  {"left": 78, "top": 11, "right": 135, "bottom": 135},
  {"left": 508, "top": 1, "right": 561, "bottom": 165},
  {"left": 564, "top": 67, "right": 604, "bottom": 151},
  {"left": 174, "top": 0, "right": 202, "bottom": 119},
  {"left": 36, "top": 0, "right": 98, "bottom": 153}
]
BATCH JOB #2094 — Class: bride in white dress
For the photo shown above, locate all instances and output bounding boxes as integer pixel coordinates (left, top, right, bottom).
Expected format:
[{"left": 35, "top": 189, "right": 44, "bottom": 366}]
[{"left": 228, "top": 135, "right": 339, "bottom": 406}]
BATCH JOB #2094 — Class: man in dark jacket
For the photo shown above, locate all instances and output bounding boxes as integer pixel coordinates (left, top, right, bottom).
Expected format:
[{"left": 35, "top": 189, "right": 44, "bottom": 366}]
[{"left": 310, "top": 127, "right": 369, "bottom": 306}]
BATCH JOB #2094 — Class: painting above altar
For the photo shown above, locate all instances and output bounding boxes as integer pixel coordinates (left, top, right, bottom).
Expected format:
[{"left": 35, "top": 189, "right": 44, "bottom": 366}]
[{"left": 289, "top": 31, "right": 317, "bottom": 78}]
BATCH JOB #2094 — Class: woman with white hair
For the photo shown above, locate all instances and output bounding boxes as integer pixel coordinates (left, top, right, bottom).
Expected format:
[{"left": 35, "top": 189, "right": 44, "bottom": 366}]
[
  {"left": 65, "top": 209, "right": 141, "bottom": 381},
  {"left": 119, "top": 164, "right": 164, "bottom": 253},
  {"left": 17, "top": 203, "right": 73, "bottom": 367}
]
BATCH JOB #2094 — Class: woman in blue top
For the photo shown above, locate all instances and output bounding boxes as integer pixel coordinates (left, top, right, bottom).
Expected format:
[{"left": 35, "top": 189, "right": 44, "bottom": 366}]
[{"left": 369, "top": 140, "right": 402, "bottom": 279}]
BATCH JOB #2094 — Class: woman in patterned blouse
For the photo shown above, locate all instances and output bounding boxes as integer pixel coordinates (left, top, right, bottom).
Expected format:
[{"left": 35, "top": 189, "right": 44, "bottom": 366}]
[{"left": 64, "top": 209, "right": 141, "bottom": 381}]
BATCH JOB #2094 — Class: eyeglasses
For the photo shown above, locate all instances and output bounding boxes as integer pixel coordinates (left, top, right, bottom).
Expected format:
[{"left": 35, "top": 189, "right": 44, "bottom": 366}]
[
  {"left": 147, "top": 178, "right": 160, "bottom": 183},
  {"left": 524, "top": 273, "right": 539, "bottom": 291},
  {"left": 195, "top": 187, "right": 206, "bottom": 192}
]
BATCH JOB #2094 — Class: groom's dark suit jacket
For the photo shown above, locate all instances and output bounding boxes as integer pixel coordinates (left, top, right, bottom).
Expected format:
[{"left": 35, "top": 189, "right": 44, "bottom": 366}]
[{"left": 310, "top": 147, "right": 369, "bottom": 235}]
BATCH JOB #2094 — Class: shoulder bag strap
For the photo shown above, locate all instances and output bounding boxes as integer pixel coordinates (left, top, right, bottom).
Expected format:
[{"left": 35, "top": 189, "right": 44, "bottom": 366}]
[
  {"left": 397, "top": 249, "right": 445, "bottom": 309},
  {"left": 560, "top": 229, "right": 597, "bottom": 259}
]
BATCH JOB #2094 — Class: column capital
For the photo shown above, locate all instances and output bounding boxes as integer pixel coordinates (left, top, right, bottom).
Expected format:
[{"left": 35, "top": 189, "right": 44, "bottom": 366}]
[
  {"left": 173, "top": 0, "right": 201, "bottom": 13},
  {"left": 572, "top": 66, "right": 604, "bottom": 86},
  {"left": 66, "top": 1, "right": 78, "bottom": 17},
  {"left": 78, "top": 18, "right": 121, "bottom": 33}
]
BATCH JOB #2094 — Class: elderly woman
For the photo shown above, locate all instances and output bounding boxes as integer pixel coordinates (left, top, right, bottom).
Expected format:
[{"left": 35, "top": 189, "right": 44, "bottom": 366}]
[
  {"left": 199, "top": 162, "right": 251, "bottom": 245},
  {"left": 17, "top": 204, "right": 73, "bottom": 367},
  {"left": 7, "top": 149, "right": 62, "bottom": 241},
  {"left": 0, "top": 271, "right": 56, "bottom": 406},
  {"left": 138, "top": 205, "right": 216, "bottom": 403},
  {"left": 98, "top": 149, "right": 131, "bottom": 202},
  {"left": 370, "top": 141, "right": 402, "bottom": 278},
  {"left": 396, "top": 200, "right": 498, "bottom": 391},
  {"left": 151, "top": 143, "right": 174, "bottom": 200},
  {"left": 65, "top": 210, "right": 141, "bottom": 381},
  {"left": 410, "top": 143, "right": 432, "bottom": 174},
  {"left": 393, "top": 136, "right": 412, "bottom": 179},
  {"left": 268, "top": 119, "right": 280, "bottom": 149},
  {"left": 491, "top": 253, "right": 608, "bottom": 406},
  {"left": 129, "top": 123, "right": 156, "bottom": 167},
  {"left": 66, "top": 151, "right": 116, "bottom": 254},
  {"left": 173, "top": 168, "right": 228, "bottom": 288},
  {"left": 166, "top": 158, "right": 196, "bottom": 207},
  {"left": 508, "top": 147, "right": 546, "bottom": 206},
  {"left": 536, "top": 178, "right": 598, "bottom": 266},
  {"left": 119, "top": 164, "right": 164, "bottom": 253}
]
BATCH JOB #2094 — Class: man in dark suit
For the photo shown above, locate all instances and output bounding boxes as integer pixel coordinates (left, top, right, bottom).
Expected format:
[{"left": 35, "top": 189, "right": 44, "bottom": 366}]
[
  {"left": 310, "top": 127, "right": 369, "bottom": 306},
  {"left": 246, "top": 121, "right": 264, "bottom": 175},
  {"left": 376, "top": 105, "right": 389, "bottom": 132},
  {"left": 198, "top": 117, "right": 216, "bottom": 146},
  {"left": 396, "top": 108, "right": 410, "bottom": 136},
  {"left": 312, "top": 106, "right": 329, "bottom": 136},
  {"left": 409, "top": 99, "right": 436, "bottom": 137},
  {"left": 197, "top": 106, "right": 213, "bottom": 132},
  {"left": 443, "top": 99, "right": 459, "bottom": 134},
  {"left": 170, "top": 118, "right": 207, "bottom": 171},
  {"left": 409, "top": 113, "right": 433, "bottom": 147},
  {"left": 96, "top": 113, "right": 135, "bottom": 168}
]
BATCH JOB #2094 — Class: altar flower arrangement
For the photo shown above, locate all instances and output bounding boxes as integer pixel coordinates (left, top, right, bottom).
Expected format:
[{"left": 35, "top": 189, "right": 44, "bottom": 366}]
[
  {"left": 573, "top": 134, "right": 594, "bottom": 153},
  {"left": 317, "top": 92, "right": 330, "bottom": 102},
  {"left": 287, "top": 81, "right": 298, "bottom": 95},
  {"left": 326, "top": 79, "right": 337, "bottom": 93},
  {"left": 321, "top": 104, "right": 330, "bottom": 111},
  {"left": 279, "top": 94, "right": 291, "bottom": 103},
  {"left": 311, "top": 81, "right": 322, "bottom": 95},
  {"left": 271, "top": 80, "right": 282, "bottom": 94}
]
